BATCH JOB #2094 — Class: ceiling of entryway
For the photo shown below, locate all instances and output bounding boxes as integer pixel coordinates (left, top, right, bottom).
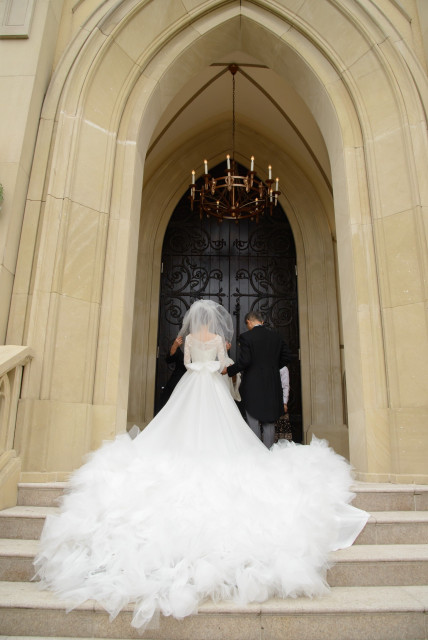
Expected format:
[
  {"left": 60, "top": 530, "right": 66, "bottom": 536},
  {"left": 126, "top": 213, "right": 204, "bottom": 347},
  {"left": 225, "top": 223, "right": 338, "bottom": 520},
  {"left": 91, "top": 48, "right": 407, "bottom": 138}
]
[
  {"left": 147, "top": 51, "right": 331, "bottom": 195},
  {"left": 146, "top": 51, "right": 332, "bottom": 196}
]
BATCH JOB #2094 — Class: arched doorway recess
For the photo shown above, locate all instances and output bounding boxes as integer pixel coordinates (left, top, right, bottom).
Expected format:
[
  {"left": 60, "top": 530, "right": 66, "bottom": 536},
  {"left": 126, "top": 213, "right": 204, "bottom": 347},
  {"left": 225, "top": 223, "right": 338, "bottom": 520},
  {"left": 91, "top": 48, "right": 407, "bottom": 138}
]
[
  {"left": 128, "top": 121, "right": 343, "bottom": 453},
  {"left": 10, "top": 1, "right": 428, "bottom": 484}
]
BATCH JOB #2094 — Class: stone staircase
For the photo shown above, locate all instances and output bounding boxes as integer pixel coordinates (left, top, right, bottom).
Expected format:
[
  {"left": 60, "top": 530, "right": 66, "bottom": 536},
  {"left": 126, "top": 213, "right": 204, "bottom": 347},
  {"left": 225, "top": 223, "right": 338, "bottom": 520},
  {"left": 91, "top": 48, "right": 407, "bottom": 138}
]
[{"left": 0, "top": 482, "right": 427, "bottom": 639}]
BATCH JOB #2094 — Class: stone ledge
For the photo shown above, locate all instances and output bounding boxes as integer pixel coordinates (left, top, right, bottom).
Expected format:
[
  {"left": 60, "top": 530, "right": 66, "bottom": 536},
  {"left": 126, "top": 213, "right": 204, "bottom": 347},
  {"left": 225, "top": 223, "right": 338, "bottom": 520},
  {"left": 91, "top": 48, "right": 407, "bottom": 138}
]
[
  {"left": 3, "top": 539, "right": 428, "bottom": 563},
  {"left": 0, "top": 583, "right": 427, "bottom": 640},
  {"left": 14, "top": 481, "right": 428, "bottom": 510},
  {"left": 0, "top": 581, "right": 427, "bottom": 614},
  {"left": 2, "top": 541, "right": 428, "bottom": 587},
  {"left": 351, "top": 482, "right": 428, "bottom": 493},
  {"left": 18, "top": 482, "right": 67, "bottom": 489}
]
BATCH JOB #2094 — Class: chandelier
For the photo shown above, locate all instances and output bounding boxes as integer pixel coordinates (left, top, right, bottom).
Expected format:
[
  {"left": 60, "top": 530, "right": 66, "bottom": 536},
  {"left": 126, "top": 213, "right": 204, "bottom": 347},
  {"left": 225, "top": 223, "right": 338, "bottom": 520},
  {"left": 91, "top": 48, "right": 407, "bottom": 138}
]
[{"left": 190, "top": 64, "right": 280, "bottom": 222}]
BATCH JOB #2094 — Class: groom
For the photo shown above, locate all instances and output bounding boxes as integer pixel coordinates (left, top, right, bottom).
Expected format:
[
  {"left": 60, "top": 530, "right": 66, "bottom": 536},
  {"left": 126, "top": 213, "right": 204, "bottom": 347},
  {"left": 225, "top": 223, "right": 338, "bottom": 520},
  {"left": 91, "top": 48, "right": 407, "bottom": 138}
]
[{"left": 222, "top": 310, "right": 291, "bottom": 448}]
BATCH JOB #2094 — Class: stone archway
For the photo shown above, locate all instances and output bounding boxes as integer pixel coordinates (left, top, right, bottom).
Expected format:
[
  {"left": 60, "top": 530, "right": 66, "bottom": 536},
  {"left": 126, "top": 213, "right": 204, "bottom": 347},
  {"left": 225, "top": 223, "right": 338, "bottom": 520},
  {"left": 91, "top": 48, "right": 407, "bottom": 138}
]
[
  {"left": 9, "top": 1, "right": 428, "bottom": 483},
  {"left": 128, "top": 121, "right": 345, "bottom": 453}
]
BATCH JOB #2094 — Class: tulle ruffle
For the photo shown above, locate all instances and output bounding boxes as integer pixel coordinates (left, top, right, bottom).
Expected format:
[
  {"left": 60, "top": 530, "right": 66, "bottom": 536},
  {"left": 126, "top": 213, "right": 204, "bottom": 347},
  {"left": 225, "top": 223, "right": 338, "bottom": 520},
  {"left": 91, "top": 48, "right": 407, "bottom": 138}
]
[{"left": 34, "top": 367, "right": 368, "bottom": 629}]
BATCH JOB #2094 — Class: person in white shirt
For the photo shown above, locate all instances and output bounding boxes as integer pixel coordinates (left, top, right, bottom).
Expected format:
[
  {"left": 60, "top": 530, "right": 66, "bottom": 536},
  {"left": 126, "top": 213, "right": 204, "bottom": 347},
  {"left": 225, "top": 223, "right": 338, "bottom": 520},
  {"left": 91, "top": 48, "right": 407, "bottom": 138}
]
[
  {"left": 280, "top": 365, "right": 290, "bottom": 413},
  {"left": 275, "top": 365, "right": 293, "bottom": 442}
]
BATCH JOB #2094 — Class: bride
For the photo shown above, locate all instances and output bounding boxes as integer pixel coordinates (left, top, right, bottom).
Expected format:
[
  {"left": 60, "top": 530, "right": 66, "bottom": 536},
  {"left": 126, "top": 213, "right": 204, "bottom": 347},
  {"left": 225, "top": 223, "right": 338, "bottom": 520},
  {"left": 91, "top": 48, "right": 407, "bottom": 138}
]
[{"left": 34, "top": 299, "right": 368, "bottom": 629}]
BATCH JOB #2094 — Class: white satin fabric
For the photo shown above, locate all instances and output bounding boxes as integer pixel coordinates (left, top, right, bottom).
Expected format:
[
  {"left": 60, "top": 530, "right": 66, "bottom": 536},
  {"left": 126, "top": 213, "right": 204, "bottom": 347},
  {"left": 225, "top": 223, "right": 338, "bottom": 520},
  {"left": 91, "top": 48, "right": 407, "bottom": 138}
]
[{"left": 35, "top": 335, "right": 368, "bottom": 629}]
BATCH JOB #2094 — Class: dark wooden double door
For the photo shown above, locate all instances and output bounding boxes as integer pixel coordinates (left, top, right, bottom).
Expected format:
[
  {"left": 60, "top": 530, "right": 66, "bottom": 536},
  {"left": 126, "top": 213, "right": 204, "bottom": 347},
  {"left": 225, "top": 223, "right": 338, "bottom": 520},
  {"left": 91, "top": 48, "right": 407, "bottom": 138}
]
[{"left": 156, "top": 195, "right": 302, "bottom": 442}]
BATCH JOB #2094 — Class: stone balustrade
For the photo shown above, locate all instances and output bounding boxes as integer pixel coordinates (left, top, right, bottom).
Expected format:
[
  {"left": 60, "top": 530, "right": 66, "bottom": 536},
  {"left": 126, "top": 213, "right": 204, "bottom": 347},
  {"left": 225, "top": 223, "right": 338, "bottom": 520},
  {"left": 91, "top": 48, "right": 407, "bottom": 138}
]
[{"left": 0, "top": 346, "right": 33, "bottom": 509}]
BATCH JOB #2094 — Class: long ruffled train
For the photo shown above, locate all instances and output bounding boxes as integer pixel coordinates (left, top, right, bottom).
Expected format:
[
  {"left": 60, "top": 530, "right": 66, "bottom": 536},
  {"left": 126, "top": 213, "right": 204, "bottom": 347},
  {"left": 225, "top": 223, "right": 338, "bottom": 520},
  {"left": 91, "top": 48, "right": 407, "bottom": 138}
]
[{"left": 34, "top": 366, "right": 368, "bottom": 629}]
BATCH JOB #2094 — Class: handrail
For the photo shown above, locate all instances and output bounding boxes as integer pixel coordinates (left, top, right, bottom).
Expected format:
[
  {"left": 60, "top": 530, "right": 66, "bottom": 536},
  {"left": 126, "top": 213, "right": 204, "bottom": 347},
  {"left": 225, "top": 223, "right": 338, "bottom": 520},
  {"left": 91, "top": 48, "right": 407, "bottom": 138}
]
[
  {"left": 0, "top": 345, "right": 34, "bottom": 508},
  {"left": 0, "top": 345, "right": 33, "bottom": 377}
]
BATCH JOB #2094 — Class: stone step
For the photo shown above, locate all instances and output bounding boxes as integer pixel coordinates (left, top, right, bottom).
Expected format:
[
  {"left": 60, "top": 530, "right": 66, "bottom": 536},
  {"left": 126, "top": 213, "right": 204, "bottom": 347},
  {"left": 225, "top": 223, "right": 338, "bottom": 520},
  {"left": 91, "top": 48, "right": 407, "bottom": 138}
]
[
  {"left": 355, "top": 511, "right": 428, "bottom": 545},
  {"left": 17, "top": 482, "right": 65, "bottom": 508},
  {"left": 0, "top": 506, "right": 57, "bottom": 540},
  {"left": 2, "top": 505, "right": 428, "bottom": 544},
  {"left": 18, "top": 482, "right": 428, "bottom": 511},
  {"left": 16, "top": 481, "right": 428, "bottom": 511},
  {"left": 350, "top": 482, "right": 428, "bottom": 512},
  {"left": 0, "top": 581, "right": 427, "bottom": 639},
  {"left": 1, "top": 539, "right": 427, "bottom": 588},
  {"left": 0, "top": 539, "right": 38, "bottom": 582},
  {"left": 328, "top": 544, "right": 428, "bottom": 586}
]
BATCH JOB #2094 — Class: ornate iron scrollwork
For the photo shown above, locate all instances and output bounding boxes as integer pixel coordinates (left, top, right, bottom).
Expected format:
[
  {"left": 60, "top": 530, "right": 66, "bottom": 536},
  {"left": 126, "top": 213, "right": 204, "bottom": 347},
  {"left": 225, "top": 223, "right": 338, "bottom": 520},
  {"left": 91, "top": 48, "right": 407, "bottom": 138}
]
[
  {"left": 164, "top": 257, "right": 224, "bottom": 298},
  {"left": 155, "top": 172, "right": 302, "bottom": 440}
]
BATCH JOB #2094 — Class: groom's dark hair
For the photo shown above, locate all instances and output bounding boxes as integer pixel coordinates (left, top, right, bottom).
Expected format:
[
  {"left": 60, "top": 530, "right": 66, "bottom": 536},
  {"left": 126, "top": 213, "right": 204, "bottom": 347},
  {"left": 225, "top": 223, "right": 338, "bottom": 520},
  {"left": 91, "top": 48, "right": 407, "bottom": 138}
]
[{"left": 245, "top": 310, "right": 264, "bottom": 324}]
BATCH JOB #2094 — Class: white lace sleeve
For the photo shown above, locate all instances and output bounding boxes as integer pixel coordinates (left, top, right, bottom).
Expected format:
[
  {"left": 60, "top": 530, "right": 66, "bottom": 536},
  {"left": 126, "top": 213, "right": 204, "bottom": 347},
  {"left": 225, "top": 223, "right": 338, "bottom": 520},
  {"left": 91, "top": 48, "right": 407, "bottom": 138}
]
[
  {"left": 216, "top": 335, "right": 227, "bottom": 371},
  {"left": 184, "top": 335, "right": 192, "bottom": 367}
]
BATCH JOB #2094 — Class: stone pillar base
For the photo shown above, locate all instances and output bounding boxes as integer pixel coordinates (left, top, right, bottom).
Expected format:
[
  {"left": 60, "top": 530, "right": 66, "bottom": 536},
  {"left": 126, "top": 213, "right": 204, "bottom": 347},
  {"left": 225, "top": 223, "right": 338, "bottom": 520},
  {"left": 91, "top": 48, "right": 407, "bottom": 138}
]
[
  {"left": 305, "top": 423, "right": 350, "bottom": 459},
  {"left": 355, "top": 471, "right": 428, "bottom": 485},
  {"left": 16, "top": 399, "right": 120, "bottom": 475},
  {"left": 0, "top": 450, "right": 21, "bottom": 509}
]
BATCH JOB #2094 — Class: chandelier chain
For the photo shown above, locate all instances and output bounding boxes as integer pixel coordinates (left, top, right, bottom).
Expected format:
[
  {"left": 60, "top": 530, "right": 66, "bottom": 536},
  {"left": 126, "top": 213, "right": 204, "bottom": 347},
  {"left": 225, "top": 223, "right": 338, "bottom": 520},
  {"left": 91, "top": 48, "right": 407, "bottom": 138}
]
[
  {"left": 232, "top": 73, "right": 236, "bottom": 163},
  {"left": 189, "top": 64, "right": 280, "bottom": 222}
]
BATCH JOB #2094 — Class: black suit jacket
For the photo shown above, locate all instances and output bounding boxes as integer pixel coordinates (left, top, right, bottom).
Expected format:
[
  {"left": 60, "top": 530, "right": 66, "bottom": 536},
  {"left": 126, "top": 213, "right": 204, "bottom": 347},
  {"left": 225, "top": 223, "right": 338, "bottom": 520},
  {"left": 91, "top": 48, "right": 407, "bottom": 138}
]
[
  {"left": 158, "top": 349, "right": 186, "bottom": 410},
  {"left": 227, "top": 325, "right": 291, "bottom": 422}
]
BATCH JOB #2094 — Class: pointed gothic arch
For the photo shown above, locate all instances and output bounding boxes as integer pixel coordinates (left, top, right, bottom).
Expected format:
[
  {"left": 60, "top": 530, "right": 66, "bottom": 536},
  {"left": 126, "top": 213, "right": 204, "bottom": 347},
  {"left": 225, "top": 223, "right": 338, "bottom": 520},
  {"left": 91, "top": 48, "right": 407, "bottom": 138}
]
[{"left": 10, "top": 0, "right": 428, "bottom": 483}]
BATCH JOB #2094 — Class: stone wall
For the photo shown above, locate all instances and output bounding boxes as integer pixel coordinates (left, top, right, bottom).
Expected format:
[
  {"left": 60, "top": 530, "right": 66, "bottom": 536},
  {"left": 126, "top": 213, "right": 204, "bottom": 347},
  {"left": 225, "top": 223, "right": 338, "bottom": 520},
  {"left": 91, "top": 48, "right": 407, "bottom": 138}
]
[{"left": 0, "top": 0, "right": 427, "bottom": 483}]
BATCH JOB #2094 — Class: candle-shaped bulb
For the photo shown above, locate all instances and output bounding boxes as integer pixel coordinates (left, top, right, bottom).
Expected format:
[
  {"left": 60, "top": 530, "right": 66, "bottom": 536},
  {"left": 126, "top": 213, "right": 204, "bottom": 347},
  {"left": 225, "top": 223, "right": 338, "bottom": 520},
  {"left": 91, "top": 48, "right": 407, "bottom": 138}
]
[
  {"left": 255, "top": 197, "right": 258, "bottom": 209},
  {"left": 251, "top": 156, "right": 254, "bottom": 171},
  {"left": 226, "top": 154, "right": 230, "bottom": 170},
  {"left": 268, "top": 165, "right": 272, "bottom": 180},
  {"left": 204, "top": 159, "right": 208, "bottom": 174},
  {"left": 192, "top": 170, "right": 195, "bottom": 184},
  {"left": 275, "top": 177, "right": 279, "bottom": 191}
]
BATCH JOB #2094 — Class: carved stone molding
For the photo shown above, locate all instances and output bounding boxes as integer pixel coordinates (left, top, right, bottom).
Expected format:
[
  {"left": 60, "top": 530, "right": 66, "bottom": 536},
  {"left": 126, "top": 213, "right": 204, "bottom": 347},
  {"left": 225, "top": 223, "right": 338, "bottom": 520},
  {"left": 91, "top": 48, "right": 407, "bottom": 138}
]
[{"left": 0, "top": 0, "right": 35, "bottom": 38}]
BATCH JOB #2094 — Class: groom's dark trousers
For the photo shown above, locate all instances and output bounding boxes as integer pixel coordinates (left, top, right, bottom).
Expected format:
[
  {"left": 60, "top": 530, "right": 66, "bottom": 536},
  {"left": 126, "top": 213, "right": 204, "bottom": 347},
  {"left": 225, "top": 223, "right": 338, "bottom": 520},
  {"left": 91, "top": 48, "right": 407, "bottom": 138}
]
[
  {"left": 245, "top": 412, "right": 275, "bottom": 448},
  {"left": 227, "top": 325, "right": 291, "bottom": 448}
]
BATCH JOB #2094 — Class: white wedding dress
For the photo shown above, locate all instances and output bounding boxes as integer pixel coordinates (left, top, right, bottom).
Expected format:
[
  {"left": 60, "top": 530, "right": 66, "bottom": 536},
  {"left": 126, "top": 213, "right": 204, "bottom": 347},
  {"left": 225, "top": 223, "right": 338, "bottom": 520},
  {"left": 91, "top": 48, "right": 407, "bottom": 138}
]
[{"left": 35, "top": 334, "right": 368, "bottom": 629}]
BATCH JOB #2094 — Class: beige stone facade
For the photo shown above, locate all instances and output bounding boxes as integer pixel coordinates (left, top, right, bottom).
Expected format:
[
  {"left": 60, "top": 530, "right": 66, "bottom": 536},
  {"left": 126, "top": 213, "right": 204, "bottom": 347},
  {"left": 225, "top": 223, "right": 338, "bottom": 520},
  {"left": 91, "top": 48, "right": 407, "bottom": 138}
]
[{"left": 0, "top": 0, "right": 427, "bottom": 503}]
